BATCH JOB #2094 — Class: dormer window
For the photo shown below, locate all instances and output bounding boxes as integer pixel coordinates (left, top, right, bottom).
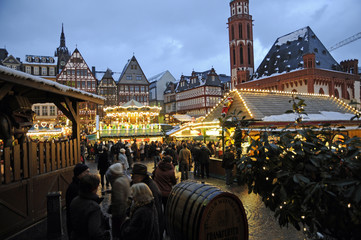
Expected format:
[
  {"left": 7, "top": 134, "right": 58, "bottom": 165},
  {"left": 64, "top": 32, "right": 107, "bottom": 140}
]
[
  {"left": 34, "top": 57, "right": 39, "bottom": 63},
  {"left": 41, "top": 57, "right": 47, "bottom": 63},
  {"left": 27, "top": 56, "right": 32, "bottom": 62}
]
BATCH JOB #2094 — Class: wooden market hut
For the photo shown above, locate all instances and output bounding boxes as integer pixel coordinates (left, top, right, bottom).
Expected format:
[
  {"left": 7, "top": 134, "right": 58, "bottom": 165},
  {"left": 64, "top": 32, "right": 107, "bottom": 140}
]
[
  {"left": 169, "top": 89, "right": 361, "bottom": 177},
  {"left": 0, "top": 65, "right": 104, "bottom": 239}
]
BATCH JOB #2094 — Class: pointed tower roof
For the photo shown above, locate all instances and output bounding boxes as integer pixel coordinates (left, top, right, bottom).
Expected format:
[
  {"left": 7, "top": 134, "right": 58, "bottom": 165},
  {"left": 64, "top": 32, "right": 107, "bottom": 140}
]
[{"left": 254, "top": 26, "right": 341, "bottom": 79}]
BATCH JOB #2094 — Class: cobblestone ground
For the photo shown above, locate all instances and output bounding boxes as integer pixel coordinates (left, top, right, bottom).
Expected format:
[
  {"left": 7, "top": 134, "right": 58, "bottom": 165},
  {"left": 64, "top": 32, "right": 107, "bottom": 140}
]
[{"left": 87, "top": 159, "right": 306, "bottom": 240}]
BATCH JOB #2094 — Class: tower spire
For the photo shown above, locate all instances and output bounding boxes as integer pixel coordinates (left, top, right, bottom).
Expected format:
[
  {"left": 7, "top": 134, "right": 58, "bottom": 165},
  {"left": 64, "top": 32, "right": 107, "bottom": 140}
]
[{"left": 60, "top": 23, "right": 66, "bottom": 47}]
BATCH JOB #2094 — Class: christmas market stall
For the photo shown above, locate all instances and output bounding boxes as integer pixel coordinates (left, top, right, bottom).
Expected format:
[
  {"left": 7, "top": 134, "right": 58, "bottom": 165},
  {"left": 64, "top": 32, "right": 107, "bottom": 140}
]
[
  {"left": 168, "top": 89, "right": 361, "bottom": 178},
  {"left": 99, "top": 99, "right": 166, "bottom": 142}
]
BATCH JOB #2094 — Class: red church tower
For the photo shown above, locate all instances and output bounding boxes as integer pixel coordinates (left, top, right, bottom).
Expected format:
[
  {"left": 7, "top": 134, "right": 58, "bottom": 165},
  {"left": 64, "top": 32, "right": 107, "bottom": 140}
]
[{"left": 228, "top": 0, "right": 254, "bottom": 89}]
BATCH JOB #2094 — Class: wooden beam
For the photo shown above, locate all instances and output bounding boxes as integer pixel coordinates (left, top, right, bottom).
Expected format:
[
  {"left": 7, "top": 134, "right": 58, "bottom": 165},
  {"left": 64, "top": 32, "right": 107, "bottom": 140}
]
[
  {"left": 53, "top": 99, "right": 76, "bottom": 123},
  {"left": 0, "top": 83, "right": 13, "bottom": 101}
]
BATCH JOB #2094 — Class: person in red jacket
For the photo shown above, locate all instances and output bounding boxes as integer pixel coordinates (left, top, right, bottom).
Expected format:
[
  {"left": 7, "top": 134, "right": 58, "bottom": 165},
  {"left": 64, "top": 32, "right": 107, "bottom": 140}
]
[{"left": 152, "top": 155, "right": 177, "bottom": 210}]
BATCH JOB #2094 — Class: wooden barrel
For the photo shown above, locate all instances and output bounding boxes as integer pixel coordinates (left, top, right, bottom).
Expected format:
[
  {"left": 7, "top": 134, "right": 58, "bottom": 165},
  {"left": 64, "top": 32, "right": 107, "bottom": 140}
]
[{"left": 165, "top": 181, "right": 248, "bottom": 240}]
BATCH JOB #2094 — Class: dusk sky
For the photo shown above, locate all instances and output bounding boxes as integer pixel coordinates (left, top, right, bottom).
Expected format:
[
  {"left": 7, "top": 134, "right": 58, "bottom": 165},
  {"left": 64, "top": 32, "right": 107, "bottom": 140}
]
[{"left": 1, "top": 0, "right": 360, "bottom": 80}]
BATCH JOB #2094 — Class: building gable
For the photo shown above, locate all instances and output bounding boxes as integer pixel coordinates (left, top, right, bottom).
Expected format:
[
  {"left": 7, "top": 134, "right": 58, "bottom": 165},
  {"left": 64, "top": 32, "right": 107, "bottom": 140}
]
[
  {"left": 2, "top": 55, "right": 21, "bottom": 65},
  {"left": 118, "top": 56, "right": 149, "bottom": 85},
  {"left": 56, "top": 48, "right": 97, "bottom": 93}
]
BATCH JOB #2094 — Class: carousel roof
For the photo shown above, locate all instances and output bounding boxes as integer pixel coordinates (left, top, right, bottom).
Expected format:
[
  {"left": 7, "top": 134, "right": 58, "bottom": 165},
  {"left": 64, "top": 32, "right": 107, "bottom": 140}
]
[
  {"left": 202, "top": 89, "right": 360, "bottom": 124},
  {"left": 122, "top": 99, "right": 144, "bottom": 107}
]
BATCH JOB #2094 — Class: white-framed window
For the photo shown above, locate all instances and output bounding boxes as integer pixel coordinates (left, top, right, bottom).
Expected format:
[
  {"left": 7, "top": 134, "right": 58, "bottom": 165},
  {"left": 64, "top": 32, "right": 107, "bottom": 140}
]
[
  {"left": 42, "top": 106, "right": 48, "bottom": 116},
  {"left": 49, "top": 67, "right": 55, "bottom": 76},
  {"left": 34, "top": 106, "right": 40, "bottom": 115},
  {"left": 41, "top": 67, "right": 47, "bottom": 76},
  {"left": 33, "top": 67, "right": 39, "bottom": 75},
  {"left": 49, "top": 105, "right": 56, "bottom": 116},
  {"left": 126, "top": 75, "right": 132, "bottom": 80},
  {"left": 25, "top": 66, "right": 31, "bottom": 74},
  {"left": 136, "top": 75, "right": 142, "bottom": 80}
]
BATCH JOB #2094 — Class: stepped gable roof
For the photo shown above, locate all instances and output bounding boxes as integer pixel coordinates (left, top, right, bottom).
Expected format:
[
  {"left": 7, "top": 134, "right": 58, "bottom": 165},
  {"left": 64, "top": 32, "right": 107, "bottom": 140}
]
[
  {"left": 149, "top": 71, "right": 167, "bottom": 83},
  {"left": 254, "top": 26, "right": 341, "bottom": 79},
  {"left": 122, "top": 99, "right": 144, "bottom": 107},
  {"left": 202, "top": 89, "right": 359, "bottom": 123}
]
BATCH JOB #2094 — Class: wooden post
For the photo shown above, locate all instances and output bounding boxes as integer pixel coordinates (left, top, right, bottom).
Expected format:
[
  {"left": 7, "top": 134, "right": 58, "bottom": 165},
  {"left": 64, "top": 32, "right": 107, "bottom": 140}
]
[
  {"left": 39, "top": 143, "right": 45, "bottom": 174},
  {"left": 22, "top": 142, "right": 29, "bottom": 179},
  {"left": 51, "top": 142, "right": 56, "bottom": 171},
  {"left": 13, "top": 144, "right": 21, "bottom": 181},
  {"left": 4, "top": 147, "right": 11, "bottom": 184},
  {"left": 45, "top": 142, "right": 50, "bottom": 172}
]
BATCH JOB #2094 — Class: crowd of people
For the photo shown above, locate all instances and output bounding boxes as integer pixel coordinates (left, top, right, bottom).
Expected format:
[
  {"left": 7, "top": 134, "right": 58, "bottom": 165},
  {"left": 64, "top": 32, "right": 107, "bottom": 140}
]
[{"left": 66, "top": 139, "right": 236, "bottom": 239}]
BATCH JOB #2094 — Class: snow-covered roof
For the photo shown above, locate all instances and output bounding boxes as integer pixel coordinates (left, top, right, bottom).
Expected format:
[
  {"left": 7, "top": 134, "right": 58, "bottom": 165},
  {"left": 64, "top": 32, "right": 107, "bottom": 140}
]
[
  {"left": 254, "top": 26, "right": 341, "bottom": 79},
  {"left": 149, "top": 71, "right": 167, "bottom": 83},
  {"left": 202, "top": 89, "right": 360, "bottom": 124},
  {"left": 0, "top": 65, "right": 105, "bottom": 103}
]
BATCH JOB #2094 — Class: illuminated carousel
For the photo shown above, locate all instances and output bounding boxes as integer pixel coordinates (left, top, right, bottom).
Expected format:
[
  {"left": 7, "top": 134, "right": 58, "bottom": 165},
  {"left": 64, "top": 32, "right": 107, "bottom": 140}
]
[{"left": 99, "top": 100, "right": 164, "bottom": 142}]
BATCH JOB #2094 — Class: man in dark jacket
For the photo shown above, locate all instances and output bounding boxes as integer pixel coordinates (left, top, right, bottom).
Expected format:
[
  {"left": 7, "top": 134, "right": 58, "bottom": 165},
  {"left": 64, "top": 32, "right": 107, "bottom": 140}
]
[
  {"left": 69, "top": 174, "right": 110, "bottom": 240},
  {"left": 199, "top": 144, "right": 212, "bottom": 179},
  {"left": 131, "top": 163, "right": 164, "bottom": 240},
  {"left": 97, "top": 147, "right": 110, "bottom": 188},
  {"left": 65, "top": 163, "right": 90, "bottom": 239},
  {"left": 191, "top": 142, "right": 202, "bottom": 178},
  {"left": 222, "top": 146, "right": 235, "bottom": 186}
]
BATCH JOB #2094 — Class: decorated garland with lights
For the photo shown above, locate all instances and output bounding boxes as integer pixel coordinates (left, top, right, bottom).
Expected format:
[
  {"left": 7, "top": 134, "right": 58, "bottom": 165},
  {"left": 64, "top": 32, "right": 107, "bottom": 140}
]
[{"left": 231, "top": 96, "right": 361, "bottom": 240}]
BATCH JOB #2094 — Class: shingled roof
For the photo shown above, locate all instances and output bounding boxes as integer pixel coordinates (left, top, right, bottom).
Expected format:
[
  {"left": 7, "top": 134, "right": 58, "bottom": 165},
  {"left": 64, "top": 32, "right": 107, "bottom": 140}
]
[
  {"left": 254, "top": 26, "right": 342, "bottom": 79},
  {"left": 202, "top": 89, "right": 359, "bottom": 124}
]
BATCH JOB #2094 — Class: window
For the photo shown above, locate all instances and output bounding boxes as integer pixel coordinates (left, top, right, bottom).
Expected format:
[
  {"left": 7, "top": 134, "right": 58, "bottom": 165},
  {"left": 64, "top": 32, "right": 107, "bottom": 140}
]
[
  {"left": 232, "top": 48, "right": 236, "bottom": 66},
  {"left": 231, "top": 25, "right": 235, "bottom": 40},
  {"left": 87, "top": 81, "right": 92, "bottom": 89},
  {"left": 141, "top": 86, "right": 145, "bottom": 92},
  {"left": 136, "top": 75, "right": 142, "bottom": 80},
  {"left": 42, "top": 106, "right": 48, "bottom": 116},
  {"left": 34, "top": 106, "right": 40, "bottom": 115},
  {"left": 34, "top": 67, "right": 39, "bottom": 75},
  {"left": 92, "top": 83, "right": 95, "bottom": 89},
  {"left": 49, "top": 67, "right": 55, "bottom": 76},
  {"left": 126, "top": 75, "right": 132, "bottom": 80},
  {"left": 135, "top": 86, "right": 139, "bottom": 92},
  {"left": 125, "top": 86, "right": 128, "bottom": 91},
  {"left": 49, "top": 106, "right": 56, "bottom": 116},
  {"left": 130, "top": 86, "right": 134, "bottom": 92},
  {"left": 247, "top": 24, "right": 250, "bottom": 39},
  {"left": 239, "top": 23, "right": 243, "bottom": 38},
  {"left": 25, "top": 66, "right": 31, "bottom": 74},
  {"left": 82, "top": 81, "right": 86, "bottom": 89},
  {"left": 42, "top": 67, "right": 47, "bottom": 76},
  {"left": 248, "top": 44, "right": 251, "bottom": 65},
  {"left": 240, "top": 46, "right": 244, "bottom": 64},
  {"left": 77, "top": 81, "right": 81, "bottom": 88}
]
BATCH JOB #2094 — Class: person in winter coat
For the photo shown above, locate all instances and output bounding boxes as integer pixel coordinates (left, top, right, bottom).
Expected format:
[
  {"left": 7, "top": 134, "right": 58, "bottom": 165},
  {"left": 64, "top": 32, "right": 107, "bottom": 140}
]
[
  {"left": 131, "top": 163, "right": 164, "bottom": 240},
  {"left": 118, "top": 148, "right": 129, "bottom": 173},
  {"left": 152, "top": 155, "right": 177, "bottom": 209},
  {"left": 178, "top": 144, "right": 192, "bottom": 181},
  {"left": 98, "top": 147, "right": 110, "bottom": 188},
  {"left": 191, "top": 142, "right": 202, "bottom": 178},
  {"left": 120, "top": 183, "right": 160, "bottom": 240},
  {"left": 222, "top": 146, "right": 235, "bottom": 186},
  {"left": 65, "top": 163, "right": 90, "bottom": 239},
  {"left": 69, "top": 174, "right": 110, "bottom": 240},
  {"left": 106, "top": 163, "right": 131, "bottom": 239},
  {"left": 199, "top": 144, "right": 212, "bottom": 179}
]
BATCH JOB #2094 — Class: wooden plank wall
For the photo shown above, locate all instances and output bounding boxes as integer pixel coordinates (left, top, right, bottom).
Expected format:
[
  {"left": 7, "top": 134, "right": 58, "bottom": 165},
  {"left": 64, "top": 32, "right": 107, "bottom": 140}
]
[{"left": 0, "top": 140, "right": 78, "bottom": 185}]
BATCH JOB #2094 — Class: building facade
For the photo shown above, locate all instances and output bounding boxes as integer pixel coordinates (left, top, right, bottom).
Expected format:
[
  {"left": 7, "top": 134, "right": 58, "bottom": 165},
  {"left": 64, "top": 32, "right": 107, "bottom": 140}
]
[
  {"left": 97, "top": 68, "right": 118, "bottom": 119},
  {"left": 117, "top": 56, "right": 149, "bottom": 106},
  {"left": 175, "top": 68, "right": 224, "bottom": 118},
  {"left": 148, "top": 70, "right": 177, "bottom": 111},
  {"left": 1, "top": 55, "right": 21, "bottom": 70},
  {"left": 56, "top": 48, "right": 98, "bottom": 132}
]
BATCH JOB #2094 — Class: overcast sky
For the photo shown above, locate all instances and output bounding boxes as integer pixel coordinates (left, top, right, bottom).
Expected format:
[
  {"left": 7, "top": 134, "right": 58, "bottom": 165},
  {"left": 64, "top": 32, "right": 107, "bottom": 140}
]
[{"left": 1, "top": 0, "right": 360, "bottom": 80}]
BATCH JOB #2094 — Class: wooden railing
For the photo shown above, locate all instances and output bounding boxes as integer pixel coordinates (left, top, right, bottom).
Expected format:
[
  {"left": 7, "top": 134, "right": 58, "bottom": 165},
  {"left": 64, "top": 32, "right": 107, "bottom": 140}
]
[{"left": 0, "top": 138, "right": 79, "bottom": 185}]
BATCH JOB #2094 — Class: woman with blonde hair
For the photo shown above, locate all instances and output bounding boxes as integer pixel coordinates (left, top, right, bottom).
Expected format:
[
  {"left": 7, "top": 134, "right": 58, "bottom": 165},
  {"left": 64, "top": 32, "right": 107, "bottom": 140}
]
[{"left": 120, "top": 183, "right": 160, "bottom": 240}]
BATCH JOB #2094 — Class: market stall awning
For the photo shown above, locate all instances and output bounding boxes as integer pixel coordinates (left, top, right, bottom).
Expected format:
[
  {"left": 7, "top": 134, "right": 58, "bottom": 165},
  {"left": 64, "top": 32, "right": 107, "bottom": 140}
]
[{"left": 173, "top": 114, "right": 193, "bottom": 122}]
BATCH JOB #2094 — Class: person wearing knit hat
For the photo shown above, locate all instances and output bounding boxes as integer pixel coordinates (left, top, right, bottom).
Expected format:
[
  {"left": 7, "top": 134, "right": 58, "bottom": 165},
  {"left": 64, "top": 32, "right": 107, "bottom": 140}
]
[
  {"left": 65, "top": 163, "right": 90, "bottom": 238},
  {"left": 105, "top": 163, "right": 131, "bottom": 239}
]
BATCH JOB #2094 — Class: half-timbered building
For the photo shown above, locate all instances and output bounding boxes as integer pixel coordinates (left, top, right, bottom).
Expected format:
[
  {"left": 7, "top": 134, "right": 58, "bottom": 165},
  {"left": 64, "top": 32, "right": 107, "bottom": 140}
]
[
  {"left": 97, "top": 68, "right": 118, "bottom": 119},
  {"left": 56, "top": 48, "right": 98, "bottom": 132},
  {"left": 175, "top": 68, "right": 223, "bottom": 118}
]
